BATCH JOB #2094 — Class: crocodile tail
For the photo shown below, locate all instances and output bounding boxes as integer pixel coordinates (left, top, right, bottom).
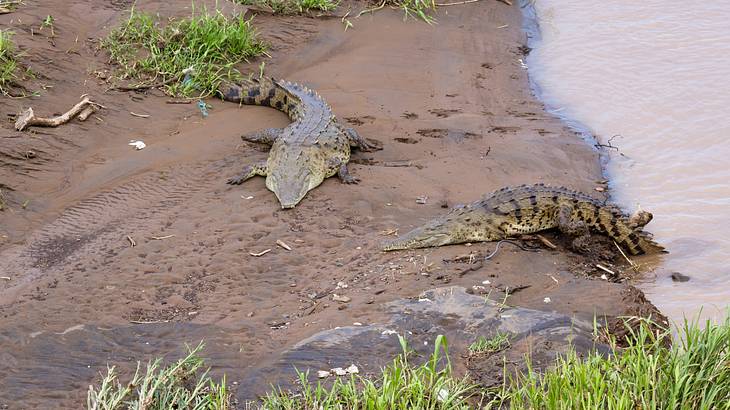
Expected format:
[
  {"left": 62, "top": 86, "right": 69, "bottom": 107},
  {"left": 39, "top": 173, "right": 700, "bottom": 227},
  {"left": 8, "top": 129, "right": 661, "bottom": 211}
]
[
  {"left": 601, "top": 207, "right": 666, "bottom": 255},
  {"left": 218, "top": 77, "right": 299, "bottom": 117}
]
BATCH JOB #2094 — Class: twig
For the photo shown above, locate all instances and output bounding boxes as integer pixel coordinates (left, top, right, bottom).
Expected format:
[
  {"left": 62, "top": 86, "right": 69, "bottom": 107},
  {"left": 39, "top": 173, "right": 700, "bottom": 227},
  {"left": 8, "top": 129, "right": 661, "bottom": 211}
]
[
  {"left": 435, "top": 0, "right": 479, "bottom": 6},
  {"left": 151, "top": 234, "right": 175, "bottom": 240},
  {"left": 536, "top": 234, "right": 557, "bottom": 249},
  {"left": 596, "top": 264, "right": 615, "bottom": 276},
  {"left": 129, "top": 320, "right": 168, "bottom": 324},
  {"left": 276, "top": 239, "right": 292, "bottom": 251},
  {"left": 613, "top": 241, "right": 637, "bottom": 270},
  {"left": 108, "top": 75, "right": 178, "bottom": 92},
  {"left": 497, "top": 0, "right": 512, "bottom": 5},
  {"left": 126, "top": 235, "right": 136, "bottom": 247},
  {"left": 356, "top": 0, "right": 386, "bottom": 18},
  {"left": 15, "top": 96, "right": 101, "bottom": 131},
  {"left": 77, "top": 105, "right": 96, "bottom": 121},
  {"left": 250, "top": 249, "right": 271, "bottom": 257},
  {"left": 130, "top": 112, "right": 150, "bottom": 118}
]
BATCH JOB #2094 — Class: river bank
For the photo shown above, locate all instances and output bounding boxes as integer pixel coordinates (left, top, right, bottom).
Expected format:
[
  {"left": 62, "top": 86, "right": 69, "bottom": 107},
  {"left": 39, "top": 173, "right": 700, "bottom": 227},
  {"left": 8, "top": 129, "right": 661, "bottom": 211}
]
[{"left": 0, "top": 0, "right": 665, "bottom": 406}]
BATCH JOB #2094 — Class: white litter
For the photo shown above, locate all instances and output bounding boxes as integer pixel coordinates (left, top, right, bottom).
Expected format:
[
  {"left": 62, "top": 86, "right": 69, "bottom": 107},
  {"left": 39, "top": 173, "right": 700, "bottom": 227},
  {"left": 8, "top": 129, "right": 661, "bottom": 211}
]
[
  {"left": 600, "top": 274, "right": 608, "bottom": 280},
  {"left": 482, "top": 280, "right": 491, "bottom": 285},
  {"left": 345, "top": 364, "right": 359, "bottom": 374},
  {"left": 331, "top": 367, "right": 347, "bottom": 376},
  {"left": 381, "top": 329, "right": 398, "bottom": 336},
  {"left": 437, "top": 388, "right": 449, "bottom": 402},
  {"left": 543, "top": 297, "right": 551, "bottom": 303},
  {"left": 129, "top": 140, "right": 146, "bottom": 150},
  {"left": 418, "top": 297, "right": 432, "bottom": 303},
  {"left": 317, "top": 370, "right": 331, "bottom": 378}
]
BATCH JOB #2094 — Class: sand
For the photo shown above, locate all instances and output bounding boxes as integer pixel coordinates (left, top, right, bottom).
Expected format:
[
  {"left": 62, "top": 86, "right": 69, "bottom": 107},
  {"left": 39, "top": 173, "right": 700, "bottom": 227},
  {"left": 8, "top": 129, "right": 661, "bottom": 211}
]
[{"left": 0, "top": 0, "right": 664, "bottom": 406}]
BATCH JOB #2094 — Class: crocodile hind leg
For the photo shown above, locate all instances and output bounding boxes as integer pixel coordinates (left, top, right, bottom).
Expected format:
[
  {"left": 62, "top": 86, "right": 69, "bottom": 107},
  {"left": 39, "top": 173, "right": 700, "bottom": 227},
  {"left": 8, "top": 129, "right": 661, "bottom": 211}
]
[
  {"left": 328, "top": 157, "right": 360, "bottom": 184},
  {"left": 227, "top": 161, "right": 267, "bottom": 185},
  {"left": 241, "top": 128, "right": 282, "bottom": 145},
  {"left": 344, "top": 128, "right": 381, "bottom": 152}
]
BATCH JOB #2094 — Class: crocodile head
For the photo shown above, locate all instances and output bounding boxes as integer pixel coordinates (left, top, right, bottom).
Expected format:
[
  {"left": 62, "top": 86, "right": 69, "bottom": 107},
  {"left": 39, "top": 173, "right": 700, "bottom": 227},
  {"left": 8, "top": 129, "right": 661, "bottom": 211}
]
[
  {"left": 265, "top": 146, "right": 326, "bottom": 209},
  {"left": 382, "top": 206, "right": 503, "bottom": 251}
]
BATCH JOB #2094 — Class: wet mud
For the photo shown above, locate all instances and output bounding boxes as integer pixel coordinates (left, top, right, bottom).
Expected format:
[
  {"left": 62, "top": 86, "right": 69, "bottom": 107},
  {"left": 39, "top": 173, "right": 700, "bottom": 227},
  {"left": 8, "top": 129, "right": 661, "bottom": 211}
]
[{"left": 0, "top": 0, "right": 664, "bottom": 407}]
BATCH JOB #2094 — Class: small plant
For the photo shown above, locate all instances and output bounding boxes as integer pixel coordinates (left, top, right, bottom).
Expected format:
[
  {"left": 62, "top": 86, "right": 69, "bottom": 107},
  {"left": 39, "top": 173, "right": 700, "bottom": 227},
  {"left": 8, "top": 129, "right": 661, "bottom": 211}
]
[
  {"left": 40, "top": 15, "right": 56, "bottom": 37},
  {"left": 0, "top": 29, "right": 18, "bottom": 92},
  {"left": 234, "top": 0, "right": 338, "bottom": 14},
  {"left": 500, "top": 315, "right": 730, "bottom": 409},
  {"left": 358, "top": 0, "right": 438, "bottom": 24},
  {"left": 101, "top": 6, "right": 267, "bottom": 97},
  {"left": 469, "top": 332, "right": 511, "bottom": 355},
  {"left": 262, "top": 335, "right": 480, "bottom": 409},
  {"left": 87, "top": 342, "right": 231, "bottom": 410}
]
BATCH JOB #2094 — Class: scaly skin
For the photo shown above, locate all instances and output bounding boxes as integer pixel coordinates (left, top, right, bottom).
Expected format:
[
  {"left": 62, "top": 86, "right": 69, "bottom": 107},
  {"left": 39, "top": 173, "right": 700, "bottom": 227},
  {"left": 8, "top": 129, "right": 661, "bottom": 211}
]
[
  {"left": 220, "top": 77, "right": 378, "bottom": 208},
  {"left": 383, "top": 184, "right": 665, "bottom": 255}
]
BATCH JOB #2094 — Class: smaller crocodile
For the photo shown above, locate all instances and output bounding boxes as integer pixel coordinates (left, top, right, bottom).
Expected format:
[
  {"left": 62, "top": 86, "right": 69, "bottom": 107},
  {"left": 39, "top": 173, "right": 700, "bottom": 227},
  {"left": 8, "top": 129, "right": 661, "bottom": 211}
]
[
  {"left": 383, "top": 184, "right": 664, "bottom": 255},
  {"left": 220, "top": 77, "right": 379, "bottom": 208}
]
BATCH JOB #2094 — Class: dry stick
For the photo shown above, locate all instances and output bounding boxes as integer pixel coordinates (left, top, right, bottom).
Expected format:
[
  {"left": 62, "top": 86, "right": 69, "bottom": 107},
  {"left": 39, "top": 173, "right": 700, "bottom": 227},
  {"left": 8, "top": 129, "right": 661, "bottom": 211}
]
[
  {"left": 356, "top": 0, "right": 386, "bottom": 18},
  {"left": 435, "top": 0, "right": 479, "bottom": 6},
  {"left": 15, "top": 97, "right": 97, "bottom": 131},
  {"left": 108, "top": 75, "right": 179, "bottom": 92},
  {"left": 77, "top": 105, "right": 96, "bottom": 122}
]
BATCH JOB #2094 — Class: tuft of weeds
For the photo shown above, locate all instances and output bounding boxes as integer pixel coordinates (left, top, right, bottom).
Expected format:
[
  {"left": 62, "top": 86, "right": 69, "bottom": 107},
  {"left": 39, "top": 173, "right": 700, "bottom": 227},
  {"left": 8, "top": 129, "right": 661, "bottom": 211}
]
[
  {"left": 358, "top": 0, "right": 438, "bottom": 24},
  {"left": 101, "top": 6, "right": 267, "bottom": 97},
  {"left": 234, "top": 0, "right": 338, "bottom": 14},
  {"left": 87, "top": 342, "right": 231, "bottom": 410},
  {"left": 469, "top": 332, "right": 511, "bottom": 355},
  {"left": 0, "top": 29, "right": 18, "bottom": 92},
  {"left": 262, "top": 334, "right": 480, "bottom": 409},
  {"left": 498, "top": 315, "right": 730, "bottom": 409}
]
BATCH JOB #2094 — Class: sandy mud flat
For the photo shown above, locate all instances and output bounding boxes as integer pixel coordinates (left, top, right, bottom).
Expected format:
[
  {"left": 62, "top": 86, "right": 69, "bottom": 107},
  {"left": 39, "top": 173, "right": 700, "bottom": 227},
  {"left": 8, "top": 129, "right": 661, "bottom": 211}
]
[{"left": 0, "top": 0, "right": 664, "bottom": 407}]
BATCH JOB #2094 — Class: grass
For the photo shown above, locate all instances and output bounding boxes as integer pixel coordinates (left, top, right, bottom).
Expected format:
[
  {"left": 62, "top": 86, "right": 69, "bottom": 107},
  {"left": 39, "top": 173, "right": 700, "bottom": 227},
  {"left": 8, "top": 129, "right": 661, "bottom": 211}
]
[
  {"left": 234, "top": 0, "right": 338, "bottom": 14},
  {"left": 469, "top": 332, "right": 510, "bottom": 355},
  {"left": 499, "top": 315, "right": 730, "bottom": 409},
  {"left": 357, "top": 0, "right": 438, "bottom": 24},
  {"left": 0, "top": 29, "right": 18, "bottom": 92},
  {"left": 87, "top": 316, "right": 730, "bottom": 409},
  {"left": 263, "top": 334, "right": 479, "bottom": 409},
  {"left": 87, "top": 342, "right": 231, "bottom": 410},
  {"left": 101, "top": 6, "right": 267, "bottom": 97}
]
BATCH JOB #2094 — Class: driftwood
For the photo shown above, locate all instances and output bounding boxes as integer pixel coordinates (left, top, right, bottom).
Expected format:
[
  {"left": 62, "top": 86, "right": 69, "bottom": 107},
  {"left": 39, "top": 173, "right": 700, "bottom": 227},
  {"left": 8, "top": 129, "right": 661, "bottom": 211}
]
[{"left": 15, "top": 96, "right": 102, "bottom": 131}]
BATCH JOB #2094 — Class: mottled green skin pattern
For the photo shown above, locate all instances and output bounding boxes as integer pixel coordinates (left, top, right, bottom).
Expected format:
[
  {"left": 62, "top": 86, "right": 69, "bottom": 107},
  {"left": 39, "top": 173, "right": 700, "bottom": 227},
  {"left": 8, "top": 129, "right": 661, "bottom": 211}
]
[
  {"left": 383, "top": 184, "right": 664, "bottom": 255},
  {"left": 220, "top": 77, "right": 375, "bottom": 208}
]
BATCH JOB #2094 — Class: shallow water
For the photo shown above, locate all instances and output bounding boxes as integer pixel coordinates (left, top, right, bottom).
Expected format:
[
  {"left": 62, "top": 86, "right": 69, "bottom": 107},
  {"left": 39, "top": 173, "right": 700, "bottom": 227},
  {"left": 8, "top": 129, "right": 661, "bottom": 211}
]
[{"left": 526, "top": 1, "right": 730, "bottom": 323}]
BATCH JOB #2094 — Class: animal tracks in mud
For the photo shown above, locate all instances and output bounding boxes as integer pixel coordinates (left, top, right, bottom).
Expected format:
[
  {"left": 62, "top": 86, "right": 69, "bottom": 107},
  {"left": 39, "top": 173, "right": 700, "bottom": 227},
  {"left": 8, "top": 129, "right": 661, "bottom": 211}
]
[{"left": 4, "top": 164, "right": 214, "bottom": 274}]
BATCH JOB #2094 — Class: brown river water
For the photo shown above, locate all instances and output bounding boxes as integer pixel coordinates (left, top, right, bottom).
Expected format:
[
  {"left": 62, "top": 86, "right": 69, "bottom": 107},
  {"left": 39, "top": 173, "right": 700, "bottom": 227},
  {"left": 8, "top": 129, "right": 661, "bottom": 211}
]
[{"left": 526, "top": 1, "right": 730, "bottom": 323}]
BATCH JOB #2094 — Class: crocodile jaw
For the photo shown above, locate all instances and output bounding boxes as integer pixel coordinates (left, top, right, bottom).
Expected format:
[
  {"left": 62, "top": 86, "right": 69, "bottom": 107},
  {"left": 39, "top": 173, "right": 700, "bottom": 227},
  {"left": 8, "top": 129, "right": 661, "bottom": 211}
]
[{"left": 382, "top": 231, "right": 454, "bottom": 251}]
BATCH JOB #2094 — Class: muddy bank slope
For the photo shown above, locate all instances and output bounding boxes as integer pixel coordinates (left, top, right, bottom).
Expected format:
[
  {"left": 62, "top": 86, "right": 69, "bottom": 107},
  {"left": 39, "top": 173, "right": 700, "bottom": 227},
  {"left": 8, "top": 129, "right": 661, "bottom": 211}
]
[{"left": 1, "top": 0, "right": 662, "bottom": 407}]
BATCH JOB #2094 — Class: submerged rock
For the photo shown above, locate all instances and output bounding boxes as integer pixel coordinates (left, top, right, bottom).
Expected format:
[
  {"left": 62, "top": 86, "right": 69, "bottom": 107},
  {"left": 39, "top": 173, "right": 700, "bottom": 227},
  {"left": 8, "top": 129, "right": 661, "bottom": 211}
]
[{"left": 237, "top": 286, "right": 608, "bottom": 400}]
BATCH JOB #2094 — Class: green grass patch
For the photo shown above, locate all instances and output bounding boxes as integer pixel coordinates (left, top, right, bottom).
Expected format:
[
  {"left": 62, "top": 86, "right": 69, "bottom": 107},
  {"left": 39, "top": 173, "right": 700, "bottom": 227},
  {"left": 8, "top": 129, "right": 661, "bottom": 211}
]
[
  {"left": 469, "top": 332, "right": 510, "bottom": 355},
  {"left": 101, "top": 6, "right": 267, "bottom": 97},
  {"left": 234, "top": 0, "right": 338, "bottom": 14},
  {"left": 86, "top": 316, "right": 730, "bottom": 409},
  {"left": 356, "top": 0, "right": 438, "bottom": 24},
  {"left": 0, "top": 29, "right": 18, "bottom": 93},
  {"left": 500, "top": 316, "right": 730, "bottom": 409},
  {"left": 263, "top": 334, "right": 479, "bottom": 409},
  {"left": 87, "top": 342, "right": 231, "bottom": 409}
]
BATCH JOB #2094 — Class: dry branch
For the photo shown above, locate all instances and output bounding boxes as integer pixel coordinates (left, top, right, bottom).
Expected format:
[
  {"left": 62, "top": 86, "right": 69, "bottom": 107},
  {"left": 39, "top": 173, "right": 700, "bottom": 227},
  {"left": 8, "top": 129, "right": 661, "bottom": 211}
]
[{"left": 15, "top": 97, "right": 102, "bottom": 130}]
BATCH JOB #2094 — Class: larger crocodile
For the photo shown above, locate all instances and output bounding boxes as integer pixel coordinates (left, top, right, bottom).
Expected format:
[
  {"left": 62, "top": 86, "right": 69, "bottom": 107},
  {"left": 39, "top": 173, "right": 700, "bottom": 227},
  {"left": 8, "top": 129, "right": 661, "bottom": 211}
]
[
  {"left": 383, "top": 184, "right": 664, "bottom": 255},
  {"left": 220, "top": 77, "right": 378, "bottom": 208}
]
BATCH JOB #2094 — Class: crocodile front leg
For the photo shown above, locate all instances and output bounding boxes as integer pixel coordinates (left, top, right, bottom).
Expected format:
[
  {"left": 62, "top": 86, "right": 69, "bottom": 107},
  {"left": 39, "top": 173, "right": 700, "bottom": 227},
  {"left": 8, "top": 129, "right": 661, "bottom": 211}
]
[
  {"left": 227, "top": 161, "right": 268, "bottom": 185},
  {"left": 241, "top": 128, "right": 282, "bottom": 145},
  {"left": 344, "top": 128, "right": 381, "bottom": 152}
]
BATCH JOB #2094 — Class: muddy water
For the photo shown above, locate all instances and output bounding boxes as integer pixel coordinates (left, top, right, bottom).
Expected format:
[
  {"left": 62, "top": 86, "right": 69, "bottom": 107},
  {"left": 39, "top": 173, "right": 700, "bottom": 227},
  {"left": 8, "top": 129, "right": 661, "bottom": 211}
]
[{"left": 526, "top": 1, "right": 730, "bottom": 322}]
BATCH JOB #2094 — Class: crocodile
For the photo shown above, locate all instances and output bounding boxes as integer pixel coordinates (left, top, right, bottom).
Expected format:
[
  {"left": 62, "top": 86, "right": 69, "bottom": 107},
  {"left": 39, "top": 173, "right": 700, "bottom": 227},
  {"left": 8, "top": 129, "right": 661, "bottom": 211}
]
[
  {"left": 220, "top": 77, "right": 379, "bottom": 208},
  {"left": 383, "top": 184, "right": 664, "bottom": 255}
]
